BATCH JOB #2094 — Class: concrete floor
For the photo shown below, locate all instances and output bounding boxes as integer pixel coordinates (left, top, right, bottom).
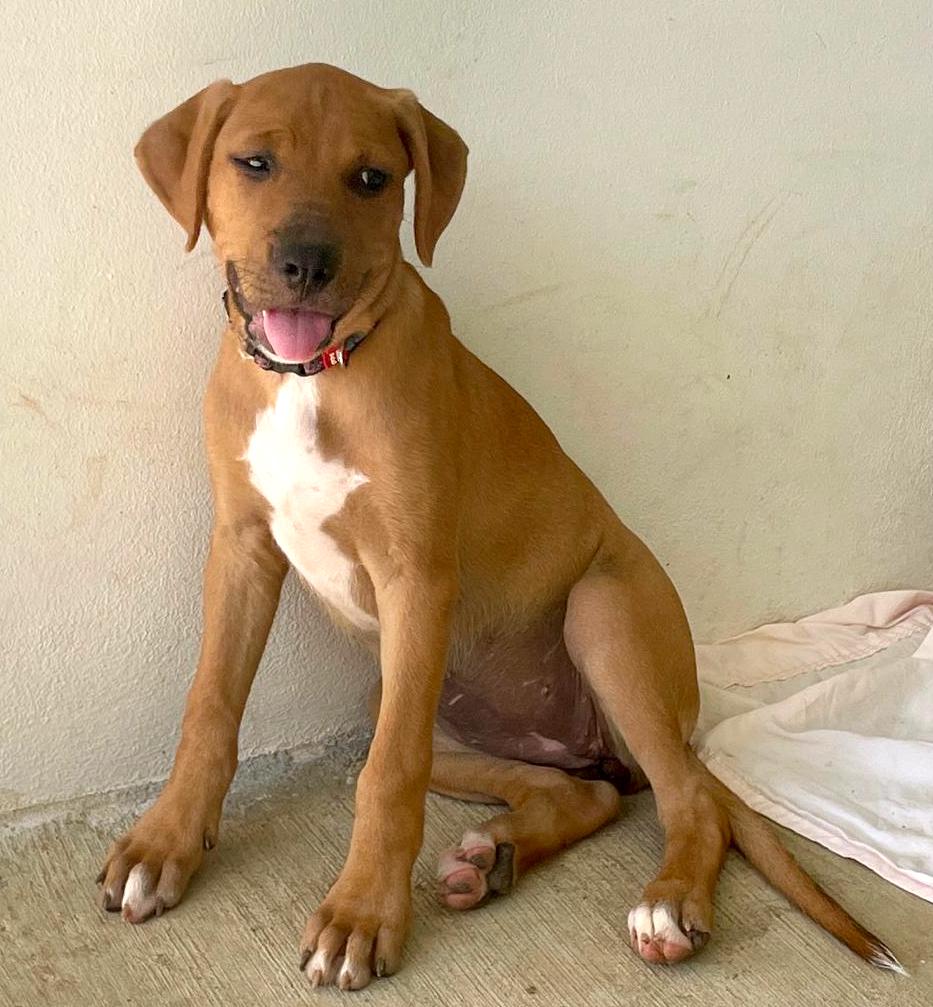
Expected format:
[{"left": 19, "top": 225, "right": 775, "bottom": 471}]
[{"left": 1, "top": 756, "right": 930, "bottom": 1007}]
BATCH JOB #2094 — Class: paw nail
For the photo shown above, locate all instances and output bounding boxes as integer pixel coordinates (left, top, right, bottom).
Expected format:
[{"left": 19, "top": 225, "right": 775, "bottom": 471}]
[
  {"left": 95, "top": 868, "right": 106, "bottom": 885},
  {"left": 154, "top": 897, "right": 165, "bottom": 918},
  {"left": 310, "top": 968, "right": 322, "bottom": 989},
  {"left": 203, "top": 831, "right": 215, "bottom": 851},
  {"left": 375, "top": 957, "right": 386, "bottom": 978},
  {"left": 688, "top": 928, "right": 710, "bottom": 949},
  {"left": 299, "top": 949, "right": 311, "bottom": 972}
]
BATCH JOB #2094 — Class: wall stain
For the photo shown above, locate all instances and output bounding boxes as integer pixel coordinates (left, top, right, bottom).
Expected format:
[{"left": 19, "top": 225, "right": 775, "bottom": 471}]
[
  {"left": 486, "top": 283, "right": 566, "bottom": 312},
  {"left": 11, "top": 392, "right": 58, "bottom": 428},
  {"left": 707, "top": 191, "right": 796, "bottom": 319}
]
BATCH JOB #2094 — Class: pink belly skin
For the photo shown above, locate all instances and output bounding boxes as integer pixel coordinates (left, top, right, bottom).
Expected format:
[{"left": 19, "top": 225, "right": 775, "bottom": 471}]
[{"left": 439, "top": 609, "right": 642, "bottom": 791}]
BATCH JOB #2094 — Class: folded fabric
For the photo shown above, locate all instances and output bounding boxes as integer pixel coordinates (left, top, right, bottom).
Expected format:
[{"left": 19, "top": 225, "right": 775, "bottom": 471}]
[{"left": 694, "top": 591, "right": 933, "bottom": 903}]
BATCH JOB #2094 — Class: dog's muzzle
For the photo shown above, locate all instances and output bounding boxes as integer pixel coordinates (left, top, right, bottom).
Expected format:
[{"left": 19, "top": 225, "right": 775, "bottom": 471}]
[{"left": 222, "top": 264, "right": 370, "bottom": 376}]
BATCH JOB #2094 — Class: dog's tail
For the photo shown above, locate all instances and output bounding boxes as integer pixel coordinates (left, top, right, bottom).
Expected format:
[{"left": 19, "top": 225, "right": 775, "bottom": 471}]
[{"left": 710, "top": 771, "right": 907, "bottom": 975}]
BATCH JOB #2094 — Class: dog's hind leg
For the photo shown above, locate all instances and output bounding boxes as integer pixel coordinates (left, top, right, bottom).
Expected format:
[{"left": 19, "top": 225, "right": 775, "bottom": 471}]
[
  {"left": 563, "top": 529, "right": 898, "bottom": 970},
  {"left": 431, "top": 746, "right": 621, "bottom": 910}
]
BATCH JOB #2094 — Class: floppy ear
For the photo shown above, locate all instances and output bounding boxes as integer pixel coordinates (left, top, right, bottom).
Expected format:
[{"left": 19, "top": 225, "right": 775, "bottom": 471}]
[
  {"left": 134, "top": 79, "right": 238, "bottom": 251},
  {"left": 394, "top": 92, "right": 468, "bottom": 267}
]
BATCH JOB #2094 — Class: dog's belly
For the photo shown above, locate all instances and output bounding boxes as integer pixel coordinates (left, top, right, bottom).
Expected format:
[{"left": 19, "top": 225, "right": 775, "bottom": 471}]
[
  {"left": 243, "top": 376, "right": 378, "bottom": 633},
  {"left": 441, "top": 609, "right": 639, "bottom": 786}
]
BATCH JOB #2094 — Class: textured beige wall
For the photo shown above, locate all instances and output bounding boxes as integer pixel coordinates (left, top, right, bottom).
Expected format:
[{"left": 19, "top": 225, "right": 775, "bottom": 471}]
[{"left": 2, "top": 1, "right": 931, "bottom": 809}]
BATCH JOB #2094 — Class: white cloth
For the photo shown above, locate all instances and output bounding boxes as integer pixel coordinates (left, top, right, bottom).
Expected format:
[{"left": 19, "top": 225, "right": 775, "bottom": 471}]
[{"left": 694, "top": 591, "right": 933, "bottom": 902}]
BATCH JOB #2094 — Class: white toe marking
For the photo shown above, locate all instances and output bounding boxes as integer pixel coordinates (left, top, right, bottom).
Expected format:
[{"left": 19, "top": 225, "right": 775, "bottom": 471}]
[
  {"left": 338, "top": 958, "right": 368, "bottom": 990},
  {"left": 121, "top": 864, "right": 150, "bottom": 911},
  {"left": 460, "top": 830, "right": 495, "bottom": 852},
  {"left": 631, "top": 903, "right": 655, "bottom": 942},
  {"left": 650, "top": 903, "right": 691, "bottom": 948},
  {"left": 629, "top": 902, "right": 692, "bottom": 948},
  {"left": 307, "top": 947, "right": 331, "bottom": 978}
]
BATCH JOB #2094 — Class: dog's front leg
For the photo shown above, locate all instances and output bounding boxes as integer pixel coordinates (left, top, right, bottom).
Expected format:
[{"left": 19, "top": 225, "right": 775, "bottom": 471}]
[
  {"left": 300, "top": 572, "right": 456, "bottom": 991},
  {"left": 97, "top": 515, "right": 287, "bottom": 921}
]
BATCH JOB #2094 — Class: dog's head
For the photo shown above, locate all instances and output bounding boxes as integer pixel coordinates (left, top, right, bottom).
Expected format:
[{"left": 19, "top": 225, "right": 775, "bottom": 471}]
[{"left": 135, "top": 64, "right": 467, "bottom": 362}]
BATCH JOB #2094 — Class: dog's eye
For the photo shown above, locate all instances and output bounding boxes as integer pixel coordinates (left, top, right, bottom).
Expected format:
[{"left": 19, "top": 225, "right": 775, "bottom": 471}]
[
  {"left": 232, "top": 155, "right": 273, "bottom": 177},
  {"left": 351, "top": 167, "right": 389, "bottom": 195}
]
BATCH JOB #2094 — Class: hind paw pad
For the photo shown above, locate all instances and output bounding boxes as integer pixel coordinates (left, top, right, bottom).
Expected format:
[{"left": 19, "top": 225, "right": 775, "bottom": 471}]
[{"left": 437, "top": 831, "right": 514, "bottom": 910}]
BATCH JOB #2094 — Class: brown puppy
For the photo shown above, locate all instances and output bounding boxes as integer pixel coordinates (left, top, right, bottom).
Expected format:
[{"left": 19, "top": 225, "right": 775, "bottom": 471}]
[{"left": 98, "top": 64, "right": 901, "bottom": 990}]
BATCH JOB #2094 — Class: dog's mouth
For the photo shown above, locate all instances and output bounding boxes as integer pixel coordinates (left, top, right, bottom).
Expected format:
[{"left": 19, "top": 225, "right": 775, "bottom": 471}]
[
  {"left": 249, "top": 307, "right": 336, "bottom": 363},
  {"left": 226, "top": 264, "right": 337, "bottom": 363}
]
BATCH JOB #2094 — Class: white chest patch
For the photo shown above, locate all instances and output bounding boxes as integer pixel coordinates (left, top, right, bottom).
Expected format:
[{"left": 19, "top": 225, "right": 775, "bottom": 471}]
[{"left": 244, "top": 377, "right": 378, "bottom": 633}]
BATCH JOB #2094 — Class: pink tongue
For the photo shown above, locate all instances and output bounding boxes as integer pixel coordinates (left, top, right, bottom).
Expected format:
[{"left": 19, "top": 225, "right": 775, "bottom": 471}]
[{"left": 261, "top": 309, "right": 333, "bottom": 361}]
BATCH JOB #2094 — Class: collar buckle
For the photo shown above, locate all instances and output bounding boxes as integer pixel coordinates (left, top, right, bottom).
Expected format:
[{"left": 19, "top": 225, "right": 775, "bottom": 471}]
[{"left": 321, "top": 346, "right": 346, "bottom": 369}]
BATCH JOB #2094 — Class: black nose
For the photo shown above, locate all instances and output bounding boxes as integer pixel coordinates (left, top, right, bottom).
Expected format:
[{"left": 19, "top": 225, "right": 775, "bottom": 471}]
[{"left": 275, "top": 242, "right": 340, "bottom": 292}]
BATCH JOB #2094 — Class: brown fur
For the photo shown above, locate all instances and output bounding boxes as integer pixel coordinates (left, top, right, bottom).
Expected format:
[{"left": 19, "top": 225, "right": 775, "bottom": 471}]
[{"left": 98, "top": 63, "right": 898, "bottom": 989}]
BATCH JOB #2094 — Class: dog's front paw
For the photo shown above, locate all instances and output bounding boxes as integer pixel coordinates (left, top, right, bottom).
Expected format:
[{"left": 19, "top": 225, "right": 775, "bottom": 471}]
[
  {"left": 96, "top": 796, "right": 215, "bottom": 923},
  {"left": 299, "top": 872, "right": 412, "bottom": 991}
]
